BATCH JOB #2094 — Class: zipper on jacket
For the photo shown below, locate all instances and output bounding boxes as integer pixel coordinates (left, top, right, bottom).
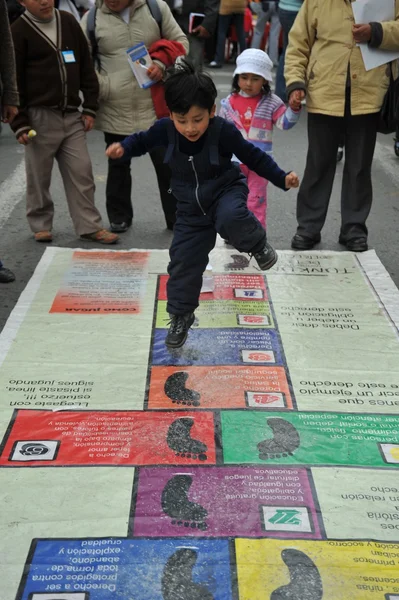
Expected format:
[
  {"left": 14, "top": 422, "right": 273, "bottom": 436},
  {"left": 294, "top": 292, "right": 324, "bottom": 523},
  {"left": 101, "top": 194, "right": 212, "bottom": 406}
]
[
  {"left": 56, "top": 12, "right": 68, "bottom": 111},
  {"left": 189, "top": 156, "right": 206, "bottom": 215}
]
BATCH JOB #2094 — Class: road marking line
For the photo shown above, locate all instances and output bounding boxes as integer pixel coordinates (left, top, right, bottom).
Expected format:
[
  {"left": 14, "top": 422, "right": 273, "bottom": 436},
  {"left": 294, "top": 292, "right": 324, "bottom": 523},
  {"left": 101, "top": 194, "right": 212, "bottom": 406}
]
[
  {"left": 0, "top": 159, "right": 26, "bottom": 227},
  {"left": 373, "top": 138, "right": 399, "bottom": 183}
]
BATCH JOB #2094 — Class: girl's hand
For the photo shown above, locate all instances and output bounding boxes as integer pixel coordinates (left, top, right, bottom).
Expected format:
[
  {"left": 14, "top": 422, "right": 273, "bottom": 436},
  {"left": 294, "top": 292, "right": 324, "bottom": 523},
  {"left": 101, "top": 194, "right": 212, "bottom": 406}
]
[
  {"left": 289, "top": 89, "right": 305, "bottom": 111},
  {"left": 286, "top": 172, "right": 300, "bottom": 188},
  {"left": 106, "top": 143, "right": 124, "bottom": 159}
]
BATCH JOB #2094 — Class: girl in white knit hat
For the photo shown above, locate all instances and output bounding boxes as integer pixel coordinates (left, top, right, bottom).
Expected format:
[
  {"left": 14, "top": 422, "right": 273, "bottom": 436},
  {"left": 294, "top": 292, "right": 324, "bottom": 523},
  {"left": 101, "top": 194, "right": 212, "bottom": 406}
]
[{"left": 219, "top": 48, "right": 301, "bottom": 229}]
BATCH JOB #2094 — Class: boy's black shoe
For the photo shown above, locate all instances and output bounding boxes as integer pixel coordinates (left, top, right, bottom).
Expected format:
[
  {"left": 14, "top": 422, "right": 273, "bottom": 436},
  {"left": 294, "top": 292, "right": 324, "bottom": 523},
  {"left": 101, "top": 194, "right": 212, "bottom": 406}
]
[
  {"left": 252, "top": 242, "right": 278, "bottom": 271},
  {"left": 166, "top": 313, "right": 195, "bottom": 348}
]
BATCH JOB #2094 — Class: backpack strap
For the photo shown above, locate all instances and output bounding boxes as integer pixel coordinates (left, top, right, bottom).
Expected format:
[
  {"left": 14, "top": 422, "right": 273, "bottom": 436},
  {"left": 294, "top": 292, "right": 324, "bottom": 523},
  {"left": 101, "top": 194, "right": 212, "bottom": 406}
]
[
  {"left": 207, "top": 117, "right": 223, "bottom": 166},
  {"left": 146, "top": 0, "right": 163, "bottom": 37},
  {"left": 86, "top": 6, "right": 101, "bottom": 70},
  {"left": 163, "top": 119, "right": 176, "bottom": 164}
]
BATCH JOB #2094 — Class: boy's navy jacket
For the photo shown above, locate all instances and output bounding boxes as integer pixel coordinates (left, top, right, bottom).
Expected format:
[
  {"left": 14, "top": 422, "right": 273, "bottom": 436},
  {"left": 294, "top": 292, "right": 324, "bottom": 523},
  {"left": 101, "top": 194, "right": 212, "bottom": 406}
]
[{"left": 121, "top": 116, "right": 288, "bottom": 214}]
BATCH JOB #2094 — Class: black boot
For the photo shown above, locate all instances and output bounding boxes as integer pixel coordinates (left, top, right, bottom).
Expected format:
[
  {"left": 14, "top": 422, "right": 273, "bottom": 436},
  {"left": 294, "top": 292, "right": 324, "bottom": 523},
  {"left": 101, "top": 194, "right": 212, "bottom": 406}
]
[
  {"left": 0, "top": 266, "right": 15, "bottom": 283},
  {"left": 166, "top": 313, "right": 195, "bottom": 348}
]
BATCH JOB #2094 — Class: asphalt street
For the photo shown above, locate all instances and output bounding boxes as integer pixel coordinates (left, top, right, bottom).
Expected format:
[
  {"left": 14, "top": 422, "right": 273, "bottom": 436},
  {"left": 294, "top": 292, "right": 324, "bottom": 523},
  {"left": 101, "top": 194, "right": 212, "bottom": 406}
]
[{"left": 1, "top": 64, "right": 398, "bottom": 331}]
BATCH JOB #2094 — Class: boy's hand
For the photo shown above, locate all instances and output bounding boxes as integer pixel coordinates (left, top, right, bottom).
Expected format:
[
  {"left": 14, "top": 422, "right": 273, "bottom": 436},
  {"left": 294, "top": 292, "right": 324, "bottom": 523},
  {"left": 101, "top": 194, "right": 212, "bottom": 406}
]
[
  {"left": 106, "top": 143, "right": 125, "bottom": 159},
  {"left": 17, "top": 132, "right": 30, "bottom": 145},
  {"left": 288, "top": 89, "right": 305, "bottom": 111},
  {"left": 285, "top": 172, "right": 300, "bottom": 188}
]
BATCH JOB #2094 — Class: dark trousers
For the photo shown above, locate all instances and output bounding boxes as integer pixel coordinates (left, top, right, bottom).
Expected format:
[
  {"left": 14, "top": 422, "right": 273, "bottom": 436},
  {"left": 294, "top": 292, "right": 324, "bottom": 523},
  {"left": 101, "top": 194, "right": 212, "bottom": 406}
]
[
  {"left": 275, "top": 8, "right": 298, "bottom": 102},
  {"left": 214, "top": 13, "right": 246, "bottom": 64},
  {"left": 297, "top": 107, "right": 378, "bottom": 240},
  {"left": 167, "top": 185, "right": 265, "bottom": 315},
  {"left": 104, "top": 132, "right": 177, "bottom": 227}
]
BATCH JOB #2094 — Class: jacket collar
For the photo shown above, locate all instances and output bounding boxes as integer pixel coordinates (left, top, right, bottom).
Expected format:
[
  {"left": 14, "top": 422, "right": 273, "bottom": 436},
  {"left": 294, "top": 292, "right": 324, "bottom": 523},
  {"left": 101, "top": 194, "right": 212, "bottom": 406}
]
[{"left": 21, "top": 8, "right": 62, "bottom": 50}]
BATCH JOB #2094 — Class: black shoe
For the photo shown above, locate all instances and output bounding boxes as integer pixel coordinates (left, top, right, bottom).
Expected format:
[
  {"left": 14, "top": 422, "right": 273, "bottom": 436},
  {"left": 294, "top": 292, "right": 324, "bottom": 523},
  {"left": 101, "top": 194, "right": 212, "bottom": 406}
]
[
  {"left": 339, "top": 236, "right": 368, "bottom": 252},
  {"left": 166, "top": 313, "right": 195, "bottom": 348},
  {"left": 166, "top": 219, "right": 175, "bottom": 231},
  {"left": 252, "top": 242, "right": 278, "bottom": 271},
  {"left": 291, "top": 233, "right": 321, "bottom": 250},
  {"left": 0, "top": 267, "right": 15, "bottom": 283},
  {"left": 110, "top": 221, "right": 131, "bottom": 233},
  {"left": 337, "top": 147, "right": 344, "bottom": 162},
  {"left": 394, "top": 139, "right": 399, "bottom": 157}
]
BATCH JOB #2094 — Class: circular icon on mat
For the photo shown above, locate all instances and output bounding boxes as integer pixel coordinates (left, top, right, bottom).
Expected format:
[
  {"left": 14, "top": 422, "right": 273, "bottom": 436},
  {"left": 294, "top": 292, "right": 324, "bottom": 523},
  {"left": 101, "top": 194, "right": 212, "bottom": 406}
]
[
  {"left": 19, "top": 443, "right": 50, "bottom": 456},
  {"left": 10, "top": 439, "right": 60, "bottom": 462}
]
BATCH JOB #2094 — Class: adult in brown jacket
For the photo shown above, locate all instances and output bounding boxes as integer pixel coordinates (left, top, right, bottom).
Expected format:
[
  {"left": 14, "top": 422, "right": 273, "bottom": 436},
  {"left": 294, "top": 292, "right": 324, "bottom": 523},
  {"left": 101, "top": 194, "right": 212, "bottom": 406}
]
[
  {"left": 11, "top": 0, "right": 118, "bottom": 244},
  {"left": 0, "top": 0, "right": 18, "bottom": 283},
  {"left": 1, "top": 0, "right": 19, "bottom": 124}
]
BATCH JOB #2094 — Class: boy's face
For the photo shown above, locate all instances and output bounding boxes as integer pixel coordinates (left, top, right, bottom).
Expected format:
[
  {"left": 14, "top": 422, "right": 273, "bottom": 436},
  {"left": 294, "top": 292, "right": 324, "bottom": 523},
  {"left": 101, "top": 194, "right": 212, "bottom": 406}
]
[
  {"left": 170, "top": 104, "right": 216, "bottom": 143},
  {"left": 21, "top": 0, "right": 54, "bottom": 19}
]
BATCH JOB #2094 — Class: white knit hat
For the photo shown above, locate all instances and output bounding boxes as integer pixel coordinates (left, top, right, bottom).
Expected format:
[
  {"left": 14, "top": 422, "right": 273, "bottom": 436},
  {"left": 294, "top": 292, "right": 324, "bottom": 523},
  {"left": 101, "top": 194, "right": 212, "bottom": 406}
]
[{"left": 234, "top": 49, "right": 273, "bottom": 83}]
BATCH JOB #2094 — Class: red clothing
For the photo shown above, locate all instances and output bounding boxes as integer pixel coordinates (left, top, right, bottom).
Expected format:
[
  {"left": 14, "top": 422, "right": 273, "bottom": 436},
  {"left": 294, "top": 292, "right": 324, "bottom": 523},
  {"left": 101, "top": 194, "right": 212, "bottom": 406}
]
[
  {"left": 230, "top": 93, "right": 262, "bottom": 132},
  {"left": 148, "top": 40, "right": 186, "bottom": 119}
]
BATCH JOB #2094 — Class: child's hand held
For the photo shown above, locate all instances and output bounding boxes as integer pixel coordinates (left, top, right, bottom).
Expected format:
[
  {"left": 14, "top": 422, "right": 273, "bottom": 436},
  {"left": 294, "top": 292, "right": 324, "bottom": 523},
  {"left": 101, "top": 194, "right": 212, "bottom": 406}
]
[
  {"left": 286, "top": 172, "right": 300, "bottom": 188},
  {"left": 106, "top": 143, "right": 124, "bottom": 159},
  {"left": 289, "top": 90, "right": 305, "bottom": 111}
]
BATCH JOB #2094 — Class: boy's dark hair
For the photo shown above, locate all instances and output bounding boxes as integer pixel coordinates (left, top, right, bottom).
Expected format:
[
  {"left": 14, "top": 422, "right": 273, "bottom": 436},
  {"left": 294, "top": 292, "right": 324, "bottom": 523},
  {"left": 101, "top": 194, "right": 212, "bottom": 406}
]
[
  {"left": 232, "top": 74, "right": 271, "bottom": 96},
  {"left": 164, "top": 59, "right": 217, "bottom": 114}
]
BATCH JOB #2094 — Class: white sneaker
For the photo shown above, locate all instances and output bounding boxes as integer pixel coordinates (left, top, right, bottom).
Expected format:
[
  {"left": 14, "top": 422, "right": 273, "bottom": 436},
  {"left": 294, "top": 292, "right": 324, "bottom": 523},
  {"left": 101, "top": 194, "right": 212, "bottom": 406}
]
[{"left": 208, "top": 61, "right": 222, "bottom": 68}]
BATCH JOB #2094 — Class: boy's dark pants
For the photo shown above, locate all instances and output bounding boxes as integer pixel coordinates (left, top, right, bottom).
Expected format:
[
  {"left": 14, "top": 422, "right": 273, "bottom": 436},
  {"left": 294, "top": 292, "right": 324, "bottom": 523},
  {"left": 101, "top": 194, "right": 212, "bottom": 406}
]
[{"left": 167, "top": 183, "right": 266, "bottom": 315}]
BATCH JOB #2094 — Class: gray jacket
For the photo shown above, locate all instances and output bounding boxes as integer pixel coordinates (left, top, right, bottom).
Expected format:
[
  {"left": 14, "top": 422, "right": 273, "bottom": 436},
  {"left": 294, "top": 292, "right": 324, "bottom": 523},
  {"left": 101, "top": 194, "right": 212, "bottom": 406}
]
[{"left": 0, "top": 0, "right": 19, "bottom": 106}]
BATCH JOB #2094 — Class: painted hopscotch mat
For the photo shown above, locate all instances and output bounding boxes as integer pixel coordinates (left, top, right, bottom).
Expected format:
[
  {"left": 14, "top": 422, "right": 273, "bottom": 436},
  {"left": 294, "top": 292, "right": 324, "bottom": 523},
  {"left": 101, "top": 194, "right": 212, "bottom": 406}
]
[{"left": 0, "top": 246, "right": 399, "bottom": 599}]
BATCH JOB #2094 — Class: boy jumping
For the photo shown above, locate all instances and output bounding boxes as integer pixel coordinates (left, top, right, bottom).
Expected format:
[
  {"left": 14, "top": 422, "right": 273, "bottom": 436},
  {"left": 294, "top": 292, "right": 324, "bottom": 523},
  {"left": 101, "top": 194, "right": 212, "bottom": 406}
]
[{"left": 106, "top": 61, "right": 299, "bottom": 348}]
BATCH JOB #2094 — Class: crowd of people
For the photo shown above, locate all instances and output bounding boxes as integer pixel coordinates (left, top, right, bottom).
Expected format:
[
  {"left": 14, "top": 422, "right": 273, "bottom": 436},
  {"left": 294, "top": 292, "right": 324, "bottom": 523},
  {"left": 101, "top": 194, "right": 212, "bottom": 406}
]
[{"left": 0, "top": 0, "right": 398, "bottom": 345}]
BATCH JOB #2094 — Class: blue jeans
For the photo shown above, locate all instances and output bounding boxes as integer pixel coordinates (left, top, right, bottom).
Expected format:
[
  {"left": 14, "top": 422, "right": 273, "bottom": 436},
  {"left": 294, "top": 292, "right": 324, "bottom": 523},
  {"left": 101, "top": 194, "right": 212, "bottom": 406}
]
[
  {"left": 214, "top": 13, "right": 246, "bottom": 65},
  {"left": 275, "top": 7, "right": 298, "bottom": 102}
]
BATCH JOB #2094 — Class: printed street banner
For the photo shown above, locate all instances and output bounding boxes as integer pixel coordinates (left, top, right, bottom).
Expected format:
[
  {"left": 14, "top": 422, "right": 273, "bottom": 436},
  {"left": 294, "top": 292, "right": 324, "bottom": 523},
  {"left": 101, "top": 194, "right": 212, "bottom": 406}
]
[{"left": 0, "top": 246, "right": 399, "bottom": 600}]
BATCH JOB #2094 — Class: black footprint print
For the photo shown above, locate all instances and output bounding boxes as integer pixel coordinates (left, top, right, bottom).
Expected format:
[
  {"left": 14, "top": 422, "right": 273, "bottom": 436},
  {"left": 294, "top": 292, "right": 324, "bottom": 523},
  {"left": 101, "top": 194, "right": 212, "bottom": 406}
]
[
  {"left": 226, "top": 254, "right": 250, "bottom": 271},
  {"left": 257, "top": 418, "right": 300, "bottom": 460},
  {"left": 164, "top": 371, "right": 201, "bottom": 407},
  {"left": 161, "top": 474, "right": 208, "bottom": 530},
  {"left": 271, "top": 548, "right": 323, "bottom": 600},
  {"left": 167, "top": 418, "right": 208, "bottom": 461},
  {"left": 162, "top": 548, "right": 214, "bottom": 600}
]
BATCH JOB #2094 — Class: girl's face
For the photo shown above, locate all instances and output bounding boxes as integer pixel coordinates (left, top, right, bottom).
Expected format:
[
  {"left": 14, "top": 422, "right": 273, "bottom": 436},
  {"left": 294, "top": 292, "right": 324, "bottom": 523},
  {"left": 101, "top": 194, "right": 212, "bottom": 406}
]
[{"left": 238, "top": 73, "right": 266, "bottom": 97}]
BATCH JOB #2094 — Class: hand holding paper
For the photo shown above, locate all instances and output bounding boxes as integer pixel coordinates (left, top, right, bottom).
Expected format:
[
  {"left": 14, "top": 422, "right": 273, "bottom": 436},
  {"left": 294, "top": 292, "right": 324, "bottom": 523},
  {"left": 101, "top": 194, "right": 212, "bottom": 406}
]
[
  {"left": 352, "top": 23, "right": 372, "bottom": 43},
  {"left": 352, "top": 0, "right": 399, "bottom": 71}
]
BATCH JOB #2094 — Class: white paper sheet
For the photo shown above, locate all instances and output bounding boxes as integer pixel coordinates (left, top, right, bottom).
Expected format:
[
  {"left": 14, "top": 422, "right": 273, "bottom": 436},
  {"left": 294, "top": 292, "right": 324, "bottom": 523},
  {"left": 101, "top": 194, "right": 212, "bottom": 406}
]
[{"left": 352, "top": 0, "right": 399, "bottom": 70}]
